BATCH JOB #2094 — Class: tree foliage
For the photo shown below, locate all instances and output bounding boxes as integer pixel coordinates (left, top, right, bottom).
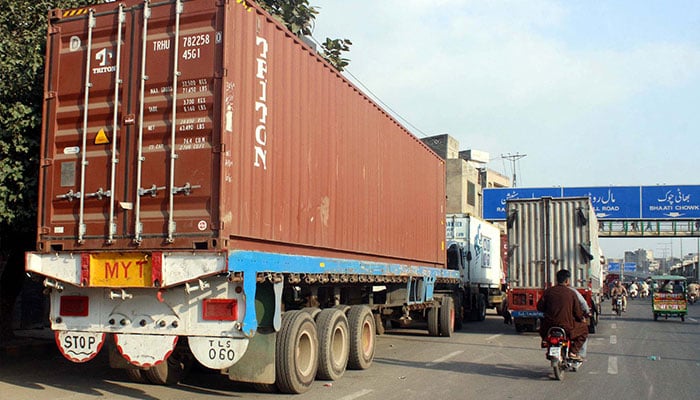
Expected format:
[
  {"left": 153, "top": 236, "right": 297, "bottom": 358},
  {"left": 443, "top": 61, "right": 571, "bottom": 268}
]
[
  {"left": 258, "top": 0, "right": 352, "bottom": 71},
  {"left": 0, "top": 0, "right": 100, "bottom": 233},
  {"left": 0, "top": 0, "right": 102, "bottom": 341}
]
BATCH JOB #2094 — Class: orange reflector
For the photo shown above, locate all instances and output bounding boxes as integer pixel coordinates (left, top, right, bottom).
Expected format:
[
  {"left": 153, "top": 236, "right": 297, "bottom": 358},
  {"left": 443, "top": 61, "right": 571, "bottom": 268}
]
[
  {"left": 202, "top": 299, "right": 238, "bottom": 321},
  {"left": 60, "top": 296, "right": 89, "bottom": 317}
]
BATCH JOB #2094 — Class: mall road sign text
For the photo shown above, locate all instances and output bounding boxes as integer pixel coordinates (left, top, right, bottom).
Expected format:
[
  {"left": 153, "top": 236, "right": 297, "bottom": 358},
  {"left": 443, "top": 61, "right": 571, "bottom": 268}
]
[
  {"left": 562, "top": 186, "right": 640, "bottom": 219},
  {"left": 483, "top": 185, "right": 700, "bottom": 221}
]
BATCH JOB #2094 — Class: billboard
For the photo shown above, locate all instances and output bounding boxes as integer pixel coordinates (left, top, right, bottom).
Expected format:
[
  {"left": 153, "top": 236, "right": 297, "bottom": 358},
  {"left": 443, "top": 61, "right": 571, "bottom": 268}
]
[{"left": 483, "top": 185, "right": 700, "bottom": 220}]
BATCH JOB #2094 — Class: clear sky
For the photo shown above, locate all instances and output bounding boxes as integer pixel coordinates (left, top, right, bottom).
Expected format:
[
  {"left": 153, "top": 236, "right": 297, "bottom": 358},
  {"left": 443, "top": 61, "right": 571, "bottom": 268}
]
[{"left": 310, "top": 0, "right": 700, "bottom": 259}]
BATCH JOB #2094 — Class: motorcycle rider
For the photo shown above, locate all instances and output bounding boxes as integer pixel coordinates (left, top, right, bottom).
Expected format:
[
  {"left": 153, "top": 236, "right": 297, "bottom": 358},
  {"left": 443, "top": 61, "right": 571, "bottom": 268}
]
[
  {"left": 537, "top": 269, "right": 589, "bottom": 361},
  {"left": 640, "top": 280, "right": 650, "bottom": 298},
  {"left": 629, "top": 281, "right": 639, "bottom": 299},
  {"left": 610, "top": 280, "right": 628, "bottom": 312}
]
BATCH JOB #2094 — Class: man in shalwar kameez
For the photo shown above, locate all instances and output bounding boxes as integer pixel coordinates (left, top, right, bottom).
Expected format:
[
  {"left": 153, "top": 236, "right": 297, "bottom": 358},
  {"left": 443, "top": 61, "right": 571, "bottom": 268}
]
[{"left": 537, "top": 269, "right": 589, "bottom": 360}]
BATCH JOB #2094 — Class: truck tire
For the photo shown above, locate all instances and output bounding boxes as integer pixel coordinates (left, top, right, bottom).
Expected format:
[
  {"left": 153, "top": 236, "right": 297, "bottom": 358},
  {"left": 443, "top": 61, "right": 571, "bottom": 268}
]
[
  {"left": 495, "top": 302, "right": 504, "bottom": 316},
  {"left": 142, "top": 352, "right": 187, "bottom": 385},
  {"left": 347, "top": 305, "right": 376, "bottom": 370},
  {"left": 453, "top": 295, "right": 464, "bottom": 331},
  {"left": 251, "top": 383, "right": 278, "bottom": 393},
  {"left": 427, "top": 305, "right": 439, "bottom": 336},
  {"left": 316, "top": 308, "right": 350, "bottom": 381},
  {"left": 276, "top": 311, "right": 319, "bottom": 394},
  {"left": 472, "top": 294, "right": 486, "bottom": 321},
  {"left": 125, "top": 368, "right": 148, "bottom": 383},
  {"left": 439, "top": 297, "right": 455, "bottom": 337}
]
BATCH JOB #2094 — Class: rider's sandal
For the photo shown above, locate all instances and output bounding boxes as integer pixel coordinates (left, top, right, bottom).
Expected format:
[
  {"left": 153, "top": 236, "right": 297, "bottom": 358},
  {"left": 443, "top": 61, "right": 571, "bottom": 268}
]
[{"left": 569, "top": 353, "right": 583, "bottom": 361}]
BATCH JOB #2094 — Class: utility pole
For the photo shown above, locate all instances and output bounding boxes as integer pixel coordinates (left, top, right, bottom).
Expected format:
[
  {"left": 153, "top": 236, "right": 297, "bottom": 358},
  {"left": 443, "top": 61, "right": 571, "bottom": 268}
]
[
  {"left": 658, "top": 241, "right": 672, "bottom": 274},
  {"left": 501, "top": 153, "right": 526, "bottom": 187}
]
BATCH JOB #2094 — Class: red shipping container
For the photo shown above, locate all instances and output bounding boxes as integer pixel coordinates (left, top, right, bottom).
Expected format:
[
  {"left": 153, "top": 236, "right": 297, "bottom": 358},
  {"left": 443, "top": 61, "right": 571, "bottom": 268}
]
[{"left": 37, "top": 0, "right": 445, "bottom": 268}]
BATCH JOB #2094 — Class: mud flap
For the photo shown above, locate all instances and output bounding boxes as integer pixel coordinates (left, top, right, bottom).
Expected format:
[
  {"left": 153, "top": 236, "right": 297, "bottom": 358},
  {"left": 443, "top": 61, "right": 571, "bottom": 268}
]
[
  {"left": 56, "top": 331, "right": 106, "bottom": 363},
  {"left": 114, "top": 333, "right": 178, "bottom": 367},
  {"left": 226, "top": 331, "right": 275, "bottom": 384}
]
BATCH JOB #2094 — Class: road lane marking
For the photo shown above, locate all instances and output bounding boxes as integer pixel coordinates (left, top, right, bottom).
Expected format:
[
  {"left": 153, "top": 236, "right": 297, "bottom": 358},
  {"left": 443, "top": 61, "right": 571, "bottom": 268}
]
[
  {"left": 485, "top": 334, "right": 502, "bottom": 341},
  {"left": 608, "top": 356, "right": 618, "bottom": 374},
  {"left": 425, "top": 350, "right": 464, "bottom": 367},
  {"left": 338, "top": 389, "right": 374, "bottom": 400},
  {"left": 610, "top": 335, "right": 617, "bottom": 345},
  {"left": 611, "top": 323, "right": 617, "bottom": 329},
  {"left": 688, "top": 317, "right": 698, "bottom": 322}
]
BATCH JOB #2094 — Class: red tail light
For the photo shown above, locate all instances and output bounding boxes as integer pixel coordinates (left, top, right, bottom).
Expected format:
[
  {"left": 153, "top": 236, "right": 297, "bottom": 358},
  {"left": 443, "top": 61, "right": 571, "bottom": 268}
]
[
  {"left": 202, "top": 299, "right": 238, "bottom": 321},
  {"left": 547, "top": 336, "right": 566, "bottom": 346},
  {"left": 60, "top": 296, "right": 89, "bottom": 317}
]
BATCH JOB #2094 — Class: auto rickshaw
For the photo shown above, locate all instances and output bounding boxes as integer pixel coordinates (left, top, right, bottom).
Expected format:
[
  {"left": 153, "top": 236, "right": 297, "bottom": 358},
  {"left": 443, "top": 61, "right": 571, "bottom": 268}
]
[{"left": 651, "top": 275, "right": 688, "bottom": 322}]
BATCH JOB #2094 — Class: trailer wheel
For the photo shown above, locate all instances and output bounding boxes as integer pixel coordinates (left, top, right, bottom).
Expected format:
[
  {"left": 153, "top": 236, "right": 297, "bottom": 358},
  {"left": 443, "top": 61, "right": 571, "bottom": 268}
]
[
  {"left": 142, "top": 351, "right": 188, "bottom": 385},
  {"left": 453, "top": 295, "right": 464, "bottom": 331},
  {"left": 347, "top": 305, "right": 376, "bottom": 370},
  {"left": 427, "top": 305, "right": 440, "bottom": 336},
  {"left": 124, "top": 368, "right": 148, "bottom": 383},
  {"left": 495, "top": 297, "right": 506, "bottom": 316},
  {"left": 276, "top": 310, "right": 319, "bottom": 394},
  {"left": 439, "top": 297, "right": 455, "bottom": 337},
  {"left": 514, "top": 323, "right": 525, "bottom": 333},
  {"left": 251, "top": 383, "right": 278, "bottom": 393},
  {"left": 316, "top": 308, "right": 350, "bottom": 381},
  {"left": 471, "top": 294, "right": 486, "bottom": 321}
]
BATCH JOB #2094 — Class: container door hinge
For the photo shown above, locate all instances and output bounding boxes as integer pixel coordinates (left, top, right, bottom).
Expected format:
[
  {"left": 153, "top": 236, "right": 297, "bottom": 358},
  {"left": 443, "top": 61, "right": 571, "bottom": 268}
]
[
  {"left": 49, "top": 9, "right": 62, "bottom": 21},
  {"left": 41, "top": 158, "right": 54, "bottom": 167},
  {"left": 213, "top": 144, "right": 226, "bottom": 153},
  {"left": 123, "top": 114, "right": 136, "bottom": 125},
  {"left": 45, "top": 91, "right": 57, "bottom": 100}
]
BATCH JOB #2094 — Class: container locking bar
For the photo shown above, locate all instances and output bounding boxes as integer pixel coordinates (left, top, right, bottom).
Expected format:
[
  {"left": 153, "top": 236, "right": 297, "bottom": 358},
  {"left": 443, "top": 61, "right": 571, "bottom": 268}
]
[
  {"left": 167, "top": 0, "right": 183, "bottom": 243},
  {"left": 78, "top": 9, "right": 96, "bottom": 244},
  {"left": 172, "top": 182, "right": 201, "bottom": 196},
  {"left": 107, "top": 3, "right": 125, "bottom": 244},
  {"left": 138, "top": 184, "right": 166, "bottom": 198},
  {"left": 133, "top": 0, "right": 152, "bottom": 244},
  {"left": 84, "top": 188, "right": 112, "bottom": 200}
]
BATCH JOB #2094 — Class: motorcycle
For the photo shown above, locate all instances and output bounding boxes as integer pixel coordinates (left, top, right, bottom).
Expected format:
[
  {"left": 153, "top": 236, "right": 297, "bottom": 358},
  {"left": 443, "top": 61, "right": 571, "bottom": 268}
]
[
  {"left": 640, "top": 287, "right": 649, "bottom": 299},
  {"left": 629, "top": 288, "right": 638, "bottom": 299},
  {"left": 612, "top": 295, "right": 624, "bottom": 316},
  {"left": 542, "top": 327, "right": 582, "bottom": 380}
]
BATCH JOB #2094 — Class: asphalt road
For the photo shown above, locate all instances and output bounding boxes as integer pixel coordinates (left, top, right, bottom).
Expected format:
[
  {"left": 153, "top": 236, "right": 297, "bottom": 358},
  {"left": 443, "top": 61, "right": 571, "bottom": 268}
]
[{"left": 0, "top": 299, "right": 698, "bottom": 400}]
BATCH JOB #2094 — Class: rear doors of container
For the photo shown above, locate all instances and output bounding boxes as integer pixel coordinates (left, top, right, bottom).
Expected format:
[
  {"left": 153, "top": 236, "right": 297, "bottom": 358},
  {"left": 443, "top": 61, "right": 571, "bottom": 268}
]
[{"left": 39, "top": 0, "right": 221, "bottom": 250}]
